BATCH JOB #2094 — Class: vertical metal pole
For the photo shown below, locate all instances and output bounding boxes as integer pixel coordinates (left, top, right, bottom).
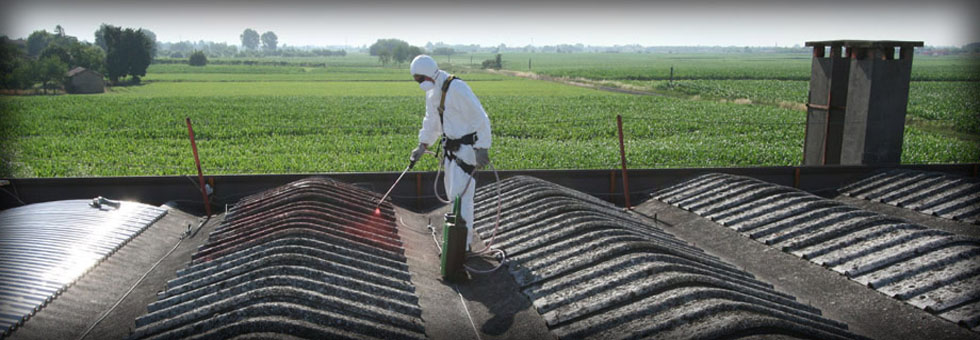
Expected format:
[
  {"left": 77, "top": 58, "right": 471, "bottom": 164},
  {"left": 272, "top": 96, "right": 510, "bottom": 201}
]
[
  {"left": 794, "top": 167, "right": 801, "bottom": 188},
  {"left": 609, "top": 170, "right": 616, "bottom": 204},
  {"left": 616, "top": 115, "right": 632, "bottom": 209},
  {"left": 186, "top": 118, "right": 212, "bottom": 217}
]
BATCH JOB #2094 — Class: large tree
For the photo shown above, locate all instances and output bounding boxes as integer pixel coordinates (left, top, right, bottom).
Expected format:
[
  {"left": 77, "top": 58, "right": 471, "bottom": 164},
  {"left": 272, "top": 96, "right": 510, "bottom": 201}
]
[
  {"left": 36, "top": 56, "right": 67, "bottom": 94},
  {"left": 68, "top": 43, "right": 105, "bottom": 73},
  {"left": 94, "top": 23, "right": 111, "bottom": 51},
  {"left": 240, "top": 28, "right": 259, "bottom": 51},
  {"left": 102, "top": 24, "right": 153, "bottom": 83},
  {"left": 368, "top": 39, "right": 423, "bottom": 66},
  {"left": 1, "top": 36, "right": 27, "bottom": 89},
  {"left": 261, "top": 31, "right": 278, "bottom": 51},
  {"left": 139, "top": 28, "right": 157, "bottom": 57},
  {"left": 27, "top": 30, "right": 53, "bottom": 57}
]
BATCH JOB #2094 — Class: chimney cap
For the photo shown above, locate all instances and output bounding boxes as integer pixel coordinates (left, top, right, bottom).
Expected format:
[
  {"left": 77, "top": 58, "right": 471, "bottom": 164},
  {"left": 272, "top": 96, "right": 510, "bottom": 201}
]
[{"left": 805, "top": 40, "right": 924, "bottom": 48}]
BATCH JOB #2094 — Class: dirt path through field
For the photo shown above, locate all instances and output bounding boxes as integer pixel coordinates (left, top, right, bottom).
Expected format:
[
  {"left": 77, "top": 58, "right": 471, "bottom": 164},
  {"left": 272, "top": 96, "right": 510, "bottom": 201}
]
[{"left": 485, "top": 69, "right": 666, "bottom": 97}]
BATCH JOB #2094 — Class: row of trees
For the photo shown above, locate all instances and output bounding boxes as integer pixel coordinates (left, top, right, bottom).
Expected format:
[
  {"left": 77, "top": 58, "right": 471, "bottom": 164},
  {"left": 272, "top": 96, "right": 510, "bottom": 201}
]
[
  {"left": 368, "top": 39, "right": 423, "bottom": 66},
  {"left": 0, "top": 36, "right": 72, "bottom": 93},
  {"left": 240, "top": 29, "right": 277, "bottom": 52},
  {"left": 1, "top": 24, "right": 155, "bottom": 93}
]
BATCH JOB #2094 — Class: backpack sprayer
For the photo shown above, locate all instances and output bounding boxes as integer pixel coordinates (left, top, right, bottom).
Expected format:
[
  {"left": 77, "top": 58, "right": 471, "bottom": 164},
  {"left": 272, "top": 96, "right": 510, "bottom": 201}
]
[
  {"left": 376, "top": 149, "right": 504, "bottom": 282},
  {"left": 440, "top": 196, "right": 467, "bottom": 281}
]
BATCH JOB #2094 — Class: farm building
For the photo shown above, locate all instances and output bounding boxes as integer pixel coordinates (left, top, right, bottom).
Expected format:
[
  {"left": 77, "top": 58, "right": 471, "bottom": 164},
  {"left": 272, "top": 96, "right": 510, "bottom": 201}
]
[
  {"left": 1, "top": 40, "right": 978, "bottom": 340},
  {"left": 65, "top": 67, "right": 105, "bottom": 94},
  {"left": 0, "top": 167, "right": 978, "bottom": 340}
]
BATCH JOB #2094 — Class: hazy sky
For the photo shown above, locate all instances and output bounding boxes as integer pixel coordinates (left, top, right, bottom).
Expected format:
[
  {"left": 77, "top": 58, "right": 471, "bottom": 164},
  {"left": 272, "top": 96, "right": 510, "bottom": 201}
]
[{"left": 2, "top": 0, "right": 977, "bottom": 48}]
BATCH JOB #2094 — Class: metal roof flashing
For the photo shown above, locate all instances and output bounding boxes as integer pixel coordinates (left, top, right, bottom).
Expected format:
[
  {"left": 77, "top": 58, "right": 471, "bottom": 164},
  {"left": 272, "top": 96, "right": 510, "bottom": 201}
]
[{"left": 0, "top": 199, "right": 168, "bottom": 336}]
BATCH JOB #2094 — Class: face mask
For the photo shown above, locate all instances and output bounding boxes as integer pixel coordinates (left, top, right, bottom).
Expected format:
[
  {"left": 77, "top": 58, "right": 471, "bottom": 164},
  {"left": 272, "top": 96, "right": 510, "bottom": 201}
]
[{"left": 419, "top": 80, "right": 435, "bottom": 92}]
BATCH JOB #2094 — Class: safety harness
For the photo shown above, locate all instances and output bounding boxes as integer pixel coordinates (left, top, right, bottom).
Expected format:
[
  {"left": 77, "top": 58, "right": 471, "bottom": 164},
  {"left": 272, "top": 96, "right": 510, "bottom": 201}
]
[{"left": 438, "top": 75, "right": 478, "bottom": 174}]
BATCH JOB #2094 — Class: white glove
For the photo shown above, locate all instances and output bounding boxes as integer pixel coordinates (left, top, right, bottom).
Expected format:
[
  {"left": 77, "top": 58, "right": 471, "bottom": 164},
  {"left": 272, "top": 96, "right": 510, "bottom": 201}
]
[{"left": 475, "top": 148, "right": 490, "bottom": 168}]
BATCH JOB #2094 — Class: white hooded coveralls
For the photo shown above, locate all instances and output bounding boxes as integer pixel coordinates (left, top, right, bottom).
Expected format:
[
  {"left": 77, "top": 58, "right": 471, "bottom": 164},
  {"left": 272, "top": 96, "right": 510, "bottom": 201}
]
[{"left": 418, "top": 70, "right": 492, "bottom": 250}]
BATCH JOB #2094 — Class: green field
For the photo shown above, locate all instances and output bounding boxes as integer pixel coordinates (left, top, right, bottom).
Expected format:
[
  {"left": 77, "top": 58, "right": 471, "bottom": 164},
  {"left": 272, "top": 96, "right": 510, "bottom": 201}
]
[
  {"left": 616, "top": 80, "right": 980, "bottom": 134},
  {"left": 1, "top": 52, "right": 977, "bottom": 178},
  {"left": 489, "top": 52, "right": 980, "bottom": 81}
]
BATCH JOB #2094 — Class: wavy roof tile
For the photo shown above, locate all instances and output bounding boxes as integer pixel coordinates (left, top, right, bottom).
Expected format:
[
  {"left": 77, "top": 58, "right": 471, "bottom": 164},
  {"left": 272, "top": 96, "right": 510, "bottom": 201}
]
[
  {"left": 129, "top": 177, "right": 425, "bottom": 340},
  {"left": 839, "top": 169, "right": 980, "bottom": 224},
  {"left": 474, "top": 175, "right": 866, "bottom": 339},
  {"left": 655, "top": 173, "right": 980, "bottom": 332}
]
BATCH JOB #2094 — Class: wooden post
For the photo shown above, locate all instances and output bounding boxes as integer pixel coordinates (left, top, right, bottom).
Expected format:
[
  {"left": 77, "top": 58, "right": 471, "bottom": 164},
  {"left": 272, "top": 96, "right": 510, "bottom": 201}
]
[
  {"left": 185, "top": 118, "right": 212, "bottom": 217},
  {"left": 609, "top": 170, "right": 617, "bottom": 204}
]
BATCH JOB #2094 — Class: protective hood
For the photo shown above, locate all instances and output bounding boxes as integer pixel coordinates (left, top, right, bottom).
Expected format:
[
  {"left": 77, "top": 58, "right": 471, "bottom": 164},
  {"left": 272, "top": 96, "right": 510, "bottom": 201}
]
[{"left": 410, "top": 55, "right": 439, "bottom": 78}]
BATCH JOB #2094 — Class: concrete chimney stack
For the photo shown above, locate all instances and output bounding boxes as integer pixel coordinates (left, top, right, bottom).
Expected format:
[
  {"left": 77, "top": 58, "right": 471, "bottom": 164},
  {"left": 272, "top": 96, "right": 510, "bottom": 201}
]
[{"left": 803, "top": 40, "right": 923, "bottom": 166}]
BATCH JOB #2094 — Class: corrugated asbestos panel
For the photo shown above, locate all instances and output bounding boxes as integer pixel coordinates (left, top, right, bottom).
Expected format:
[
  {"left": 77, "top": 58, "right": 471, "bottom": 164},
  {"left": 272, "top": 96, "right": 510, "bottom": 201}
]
[
  {"left": 0, "top": 200, "right": 167, "bottom": 336},
  {"left": 655, "top": 173, "right": 980, "bottom": 332},
  {"left": 473, "top": 175, "right": 865, "bottom": 340},
  {"left": 838, "top": 169, "right": 980, "bottom": 225},
  {"left": 129, "top": 177, "right": 425, "bottom": 340}
]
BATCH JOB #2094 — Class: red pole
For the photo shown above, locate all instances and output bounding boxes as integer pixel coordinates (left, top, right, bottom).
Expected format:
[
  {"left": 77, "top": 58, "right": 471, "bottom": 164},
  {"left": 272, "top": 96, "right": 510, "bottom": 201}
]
[
  {"left": 186, "top": 118, "right": 212, "bottom": 217},
  {"left": 616, "top": 115, "right": 632, "bottom": 209},
  {"left": 794, "top": 167, "right": 801, "bottom": 188}
]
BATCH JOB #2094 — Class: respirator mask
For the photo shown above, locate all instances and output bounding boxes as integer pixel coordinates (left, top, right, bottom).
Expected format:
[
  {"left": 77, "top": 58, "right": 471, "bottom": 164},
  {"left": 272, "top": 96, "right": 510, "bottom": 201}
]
[{"left": 415, "top": 74, "right": 435, "bottom": 91}]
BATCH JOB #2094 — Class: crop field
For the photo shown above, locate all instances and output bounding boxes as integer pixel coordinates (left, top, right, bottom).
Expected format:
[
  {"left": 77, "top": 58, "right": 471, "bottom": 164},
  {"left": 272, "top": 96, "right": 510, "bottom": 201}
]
[
  {"left": 487, "top": 53, "right": 979, "bottom": 133},
  {"left": 1, "top": 53, "right": 977, "bottom": 178},
  {"left": 616, "top": 80, "right": 980, "bottom": 134},
  {"left": 491, "top": 52, "right": 980, "bottom": 81}
]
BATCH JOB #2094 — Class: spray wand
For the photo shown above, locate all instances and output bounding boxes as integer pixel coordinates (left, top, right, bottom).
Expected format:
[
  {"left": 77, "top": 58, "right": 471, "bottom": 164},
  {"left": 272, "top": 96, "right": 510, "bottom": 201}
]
[{"left": 374, "top": 159, "right": 416, "bottom": 215}]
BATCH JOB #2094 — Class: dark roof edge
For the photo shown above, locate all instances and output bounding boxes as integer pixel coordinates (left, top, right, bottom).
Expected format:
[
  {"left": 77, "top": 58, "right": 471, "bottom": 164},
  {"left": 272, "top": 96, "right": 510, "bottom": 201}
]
[{"left": 2, "top": 163, "right": 977, "bottom": 212}]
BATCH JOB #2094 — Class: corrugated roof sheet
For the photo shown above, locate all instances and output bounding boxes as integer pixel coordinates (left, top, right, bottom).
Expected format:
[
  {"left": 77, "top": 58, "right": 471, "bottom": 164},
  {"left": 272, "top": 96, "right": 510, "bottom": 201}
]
[
  {"left": 839, "top": 169, "right": 980, "bottom": 225},
  {"left": 473, "top": 175, "right": 865, "bottom": 339},
  {"left": 129, "top": 177, "right": 425, "bottom": 340},
  {"left": 0, "top": 199, "right": 167, "bottom": 336},
  {"left": 655, "top": 173, "right": 980, "bottom": 332}
]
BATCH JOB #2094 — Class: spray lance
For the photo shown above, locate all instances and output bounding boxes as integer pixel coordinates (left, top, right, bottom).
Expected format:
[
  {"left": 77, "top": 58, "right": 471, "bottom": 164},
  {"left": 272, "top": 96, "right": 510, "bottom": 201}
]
[{"left": 375, "top": 150, "right": 435, "bottom": 214}]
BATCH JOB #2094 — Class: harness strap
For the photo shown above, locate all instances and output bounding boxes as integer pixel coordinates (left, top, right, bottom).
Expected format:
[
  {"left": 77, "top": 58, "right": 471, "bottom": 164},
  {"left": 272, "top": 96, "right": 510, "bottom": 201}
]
[
  {"left": 445, "top": 153, "right": 476, "bottom": 175},
  {"left": 438, "top": 75, "right": 457, "bottom": 127},
  {"left": 443, "top": 132, "right": 478, "bottom": 152},
  {"left": 436, "top": 74, "right": 476, "bottom": 175}
]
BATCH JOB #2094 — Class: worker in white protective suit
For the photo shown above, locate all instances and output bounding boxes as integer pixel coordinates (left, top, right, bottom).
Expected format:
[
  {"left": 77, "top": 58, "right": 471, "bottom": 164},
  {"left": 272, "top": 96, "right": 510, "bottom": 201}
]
[{"left": 409, "top": 55, "right": 492, "bottom": 251}]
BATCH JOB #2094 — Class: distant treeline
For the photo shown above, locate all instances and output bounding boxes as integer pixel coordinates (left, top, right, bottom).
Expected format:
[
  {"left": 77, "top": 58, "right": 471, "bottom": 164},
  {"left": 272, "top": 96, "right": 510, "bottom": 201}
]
[
  {"left": 152, "top": 58, "right": 328, "bottom": 67},
  {"left": 160, "top": 40, "right": 346, "bottom": 59}
]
